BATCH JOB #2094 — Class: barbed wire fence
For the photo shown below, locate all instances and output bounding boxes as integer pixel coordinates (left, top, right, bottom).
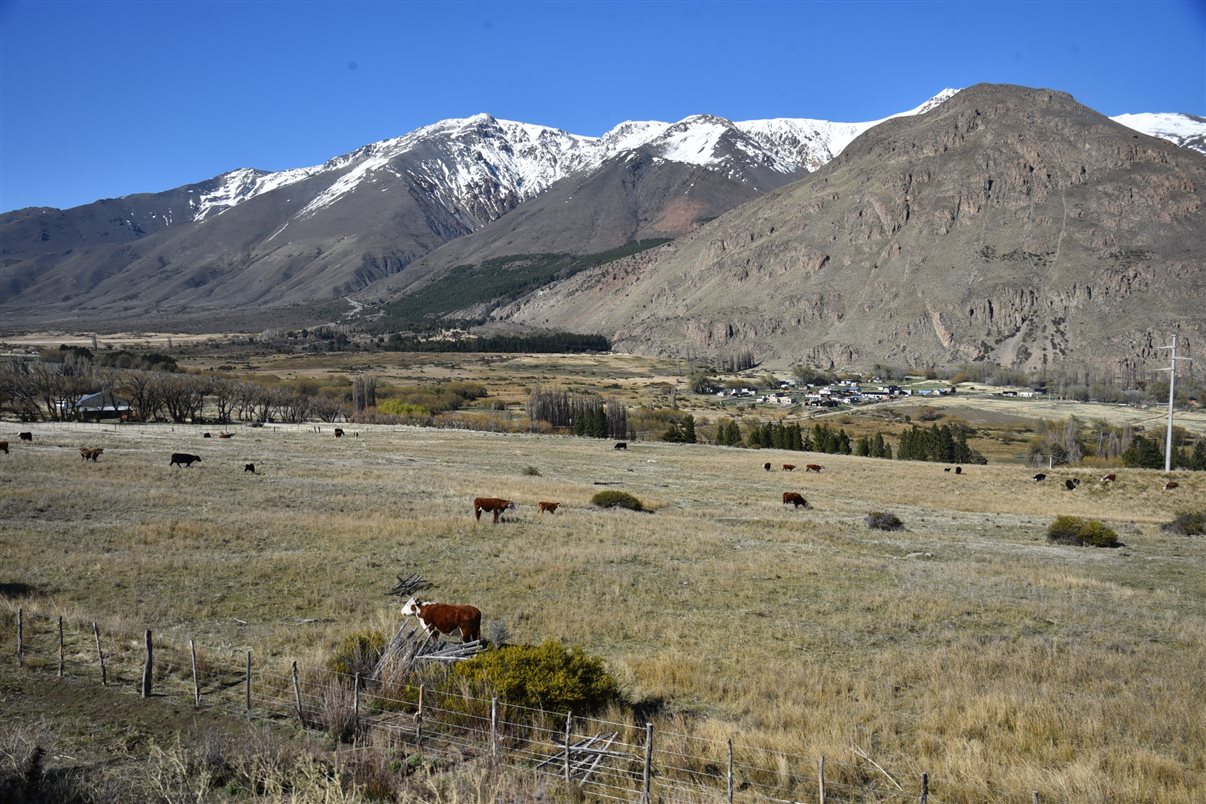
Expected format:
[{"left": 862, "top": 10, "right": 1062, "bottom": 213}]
[{"left": 4, "top": 608, "right": 1033, "bottom": 803}]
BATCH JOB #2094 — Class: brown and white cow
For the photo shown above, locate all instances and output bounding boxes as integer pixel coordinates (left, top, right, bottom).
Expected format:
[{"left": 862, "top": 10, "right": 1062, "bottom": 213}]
[
  {"left": 474, "top": 496, "right": 516, "bottom": 523},
  {"left": 537, "top": 501, "right": 560, "bottom": 514},
  {"left": 782, "top": 464, "right": 796, "bottom": 472},
  {"left": 805, "top": 464, "right": 824, "bottom": 473},
  {"left": 401, "top": 596, "right": 481, "bottom": 643},
  {"left": 782, "top": 492, "right": 811, "bottom": 509},
  {"left": 1100, "top": 473, "right": 1117, "bottom": 483}
]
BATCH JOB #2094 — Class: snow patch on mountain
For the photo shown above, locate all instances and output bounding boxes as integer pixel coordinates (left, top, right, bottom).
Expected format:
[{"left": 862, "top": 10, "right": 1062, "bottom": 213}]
[{"left": 1111, "top": 112, "right": 1206, "bottom": 154}]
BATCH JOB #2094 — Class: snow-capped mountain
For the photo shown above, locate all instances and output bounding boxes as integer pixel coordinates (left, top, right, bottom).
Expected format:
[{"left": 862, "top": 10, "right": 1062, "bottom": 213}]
[
  {"left": 1110, "top": 112, "right": 1206, "bottom": 154},
  {"left": 3, "top": 86, "right": 1203, "bottom": 333}
]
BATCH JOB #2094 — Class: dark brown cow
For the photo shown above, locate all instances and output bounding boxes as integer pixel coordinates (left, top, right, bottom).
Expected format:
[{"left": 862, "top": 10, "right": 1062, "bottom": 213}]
[
  {"left": 334, "top": 428, "right": 345, "bottom": 438},
  {"left": 782, "top": 464, "right": 796, "bottom": 472},
  {"left": 805, "top": 463, "right": 824, "bottom": 473},
  {"left": 0, "top": 441, "right": 8, "bottom": 455},
  {"left": 218, "top": 432, "right": 233, "bottom": 439},
  {"left": 614, "top": 442, "right": 627, "bottom": 450},
  {"left": 244, "top": 463, "right": 256, "bottom": 473},
  {"left": 203, "top": 432, "right": 212, "bottom": 438},
  {"left": 763, "top": 462, "right": 772, "bottom": 471},
  {"left": 782, "top": 492, "right": 811, "bottom": 509},
  {"left": 474, "top": 496, "right": 516, "bottom": 523},
  {"left": 401, "top": 596, "right": 481, "bottom": 643},
  {"left": 537, "top": 501, "right": 560, "bottom": 514},
  {"left": 79, "top": 447, "right": 103, "bottom": 461},
  {"left": 18, "top": 432, "right": 32, "bottom": 442},
  {"left": 1100, "top": 473, "right": 1117, "bottom": 483},
  {"left": 170, "top": 453, "right": 202, "bottom": 468},
  {"left": 1164, "top": 481, "right": 1180, "bottom": 491},
  {"left": 955, "top": 466, "right": 963, "bottom": 475}
]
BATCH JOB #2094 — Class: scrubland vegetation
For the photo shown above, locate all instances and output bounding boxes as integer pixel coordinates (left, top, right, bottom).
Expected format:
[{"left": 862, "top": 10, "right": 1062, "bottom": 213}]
[{"left": 2, "top": 417, "right": 1204, "bottom": 801}]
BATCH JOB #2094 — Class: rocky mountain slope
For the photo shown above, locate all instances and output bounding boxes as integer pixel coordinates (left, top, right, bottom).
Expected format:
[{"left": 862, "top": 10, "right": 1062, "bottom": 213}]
[{"left": 495, "top": 84, "right": 1206, "bottom": 374}]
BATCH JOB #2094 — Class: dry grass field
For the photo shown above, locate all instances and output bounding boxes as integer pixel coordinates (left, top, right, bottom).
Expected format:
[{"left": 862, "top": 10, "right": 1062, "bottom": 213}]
[{"left": 2, "top": 419, "right": 1204, "bottom": 801}]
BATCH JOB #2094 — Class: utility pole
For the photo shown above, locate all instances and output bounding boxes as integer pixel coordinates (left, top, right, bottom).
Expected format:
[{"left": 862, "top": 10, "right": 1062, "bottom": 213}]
[{"left": 1157, "top": 334, "right": 1192, "bottom": 472}]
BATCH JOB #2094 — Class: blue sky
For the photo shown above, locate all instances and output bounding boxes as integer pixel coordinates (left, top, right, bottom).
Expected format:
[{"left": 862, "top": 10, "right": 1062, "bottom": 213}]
[{"left": 1, "top": 0, "right": 1203, "bottom": 212}]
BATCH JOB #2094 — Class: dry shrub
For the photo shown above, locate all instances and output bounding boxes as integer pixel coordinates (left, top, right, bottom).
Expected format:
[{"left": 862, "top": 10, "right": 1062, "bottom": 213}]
[
  {"left": 865, "top": 511, "right": 904, "bottom": 531},
  {"left": 328, "top": 628, "right": 385, "bottom": 679},
  {"left": 1047, "top": 516, "right": 1121, "bottom": 547},
  {"left": 1162, "top": 510, "right": 1205, "bottom": 536}
]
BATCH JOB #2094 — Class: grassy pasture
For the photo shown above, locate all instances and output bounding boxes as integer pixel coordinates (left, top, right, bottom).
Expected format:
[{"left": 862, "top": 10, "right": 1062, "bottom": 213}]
[{"left": 1, "top": 420, "right": 1204, "bottom": 800}]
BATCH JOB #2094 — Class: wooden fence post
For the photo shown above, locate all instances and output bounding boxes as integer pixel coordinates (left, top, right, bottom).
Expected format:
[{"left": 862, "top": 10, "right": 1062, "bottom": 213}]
[
  {"left": 353, "top": 672, "right": 360, "bottom": 736},
  {"left": 93, "top": 623, "right": 106, "bottom": 686},
  {"left": 919, "top": 771, "right": 929, "bottom": 804},
  {"left": 1032, "top": 793, "right": 1040, "bottom": 804},
  {"left": 564, "top": 711, "right": 572, "bottom": 787},
  {"left": 190, "top": 639, "right": 200, "bottom": 706},
  {"left": 641, "top": 722, "right": 653, "bottom": 804},
  {"left": 819, "top": 755, "right": 826, "bottom": 804},
  {"left": 17, "top": 608, "right": 23, "bottom": 667},
  {"left": 141, "top": 630, "right": 153, "bottom": 698},
  {"left": 490, "top": 697, "right": 498, "bottom": 763},
  {"left": 245, "top": 650, "right": 252, "bottom": 711},
  {"left": 291, "top": 660, "right": 304, "bottom": 727},
  {"left": 416, "top": 684, "right": 424, "bottom": 747},
  {"left": 727, "top": 738, "right": 734, "bottom": 804},
  {"left": 57, "top": 617, "right": 64, "bottom": 677}
]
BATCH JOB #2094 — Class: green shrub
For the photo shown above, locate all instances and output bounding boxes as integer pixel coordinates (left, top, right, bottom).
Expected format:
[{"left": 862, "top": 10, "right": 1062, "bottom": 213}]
[
  {"left": 865, "top": 511, "right": 903, "bottom": 531},
  {"left": 329, "top": 628, "right": 386, "bottom": 678},
  {"left": 591, "top": 490, "right": 645, "bottom": 511},
  {"left": 448, "top": 640, "right": 622, "bottom": 714},
  {"left": 1161, "top": 510, "right": 1205, "bottom": 536},
  {"left": 1047, "top": 516, "right": 1121, "bottom": 547},
  {"left": 522, "top": 465, "right": 541, "bottom": 476}
]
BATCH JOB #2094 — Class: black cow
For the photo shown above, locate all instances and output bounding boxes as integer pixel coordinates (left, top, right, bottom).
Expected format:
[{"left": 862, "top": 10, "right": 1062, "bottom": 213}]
[
  {"left": 1033, "top": 473, "right": 1047, "bottom": 482},
  {"left": 18, "top": 432, "right": 32, "bottom": 442},
  {"left": 170, "top": 453, "right": 202, "bottom": 468},
  {"left": 1064, "top": 478, "right": 1081, "bottom": 491},
  {"left": 614, "top": 442, "right": 627, "bottom": 450},
  {"left": 244, "top": 463, "right": 256, "bottom": 473},
  {"left": 955, "top": 466, "right": 963, "bottom": 475}
]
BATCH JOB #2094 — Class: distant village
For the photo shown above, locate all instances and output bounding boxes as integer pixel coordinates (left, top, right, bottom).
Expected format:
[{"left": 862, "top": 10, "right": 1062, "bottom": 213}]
[{"left": 715, "top": 378, "right": 1047, "bottom": 409}]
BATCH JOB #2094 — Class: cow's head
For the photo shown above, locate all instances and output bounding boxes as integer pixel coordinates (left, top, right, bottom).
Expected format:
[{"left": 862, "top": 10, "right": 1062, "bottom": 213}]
[
  {"left": 507, "top": 501, "right": 516, "bottom": 511},
  {"left": 401, "top": 596, "right": 425, "bottom": 617}
]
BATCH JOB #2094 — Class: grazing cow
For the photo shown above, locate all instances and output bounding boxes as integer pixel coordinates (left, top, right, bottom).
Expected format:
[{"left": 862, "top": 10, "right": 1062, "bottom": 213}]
[
  {"left": 18, "top": 432, "right": 32, "bottom": 442},
  {"left": 805, "top": 464, "right": 824, "bottom": 473},
  {"left": 473, "top": 496, "right": 516, "bottom": 523},
  {"left": 401, "top": 596, "right": 481, "bottom": 643},
  {"left": 170, "top": 453, "right": 202, "bottom": 468},
  {"left": 79, "top": 447, "right": 103, "bottom": 462},
  {"left": 0, "top": 441, "right": 8, "bottom": 455},
  {"left": 218, "top": 432, "right": 233, "bottom": 439},
  {"left": 1064, "top": 478, "right": 1081, "bottom": 491},
  {"left": 334, "top": 428, "right": 344, "bottom": 438},
  {"left": 1033, "top": 473, "right": 1047, "bottom": 482},
  {"left": 782, "top": 464, "right": 796, "bottom": 472},
  {"left": 955, "top": 466, "right": 963, "bottom": 475},
  {"left": 244, "top": 463, "right": 256, "bottom": 473},
  {"left": 1164, "top": 481, "right": 1180, "bottom": 491},
  {"left": 614, "top": 442, "right": 627, "bottom": 450},
  {"left": 763, "top": 462, "right": 772, "bottom": 471},
  {"left": 1100, "top": 473, "right": 1117, "bottom": 483},
  {"left": 203, "top": 432, "right": 212, "bottom": 438},
  {"left": 782, "top": 491, "right": 811, "bottom": 509},
  {"left": 944, "top": 467, "right": 951, "bottom": 472},
  {"left": 537, "top": 501, "right": 560, "bottom": 514}
]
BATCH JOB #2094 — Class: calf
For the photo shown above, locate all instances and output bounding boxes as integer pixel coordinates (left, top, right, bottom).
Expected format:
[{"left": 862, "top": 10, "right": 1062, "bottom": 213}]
[
  {"left": 401, "top": 596, "right": 481, "bottom": 643},
  {"left": 474, "top": 496, "right": 516, "bottom": 523},
  {"left": 244, "top": 463, "right": 256, "bottom": 473},
  {"left": 782, "top": 464, "right": 796, "bottom": 472},
  {"left": 1100, "top": 473, "right": 1117, "bottom": 483},
  {"left": 1163, "top": 481, "right": 1180, "bottom": 492},
  {"left": 782, "top": 492, "right": 811, "bottom": 509},
  {"left": 18, "top": 432, "right": 32, "bottom": 442},
  {"left": 537, "top": 501, "right": 560, "bottom": 514},
  {"left": 805, "top": 464, "right": 824, "bottom": 473},
  {"left": 1033, "top": 473, "right": 1047, "bottom": 482},
  {"left": 614, "top": 441, "right": 627, "bottom": 450},
  {"left": 170, "top": 453, "right": 202, "bottom": 468}
]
